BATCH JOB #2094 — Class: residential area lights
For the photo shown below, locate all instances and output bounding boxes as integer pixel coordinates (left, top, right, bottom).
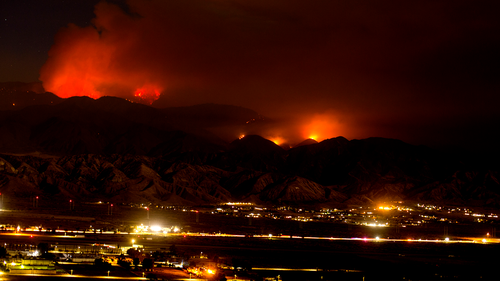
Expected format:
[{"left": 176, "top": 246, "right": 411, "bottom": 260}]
[
  {"left": 225, "top": 202, "right": 253, "bottom": 206},
  {"left": 198, "top": 201, "right": 500, "bottom": 227}
]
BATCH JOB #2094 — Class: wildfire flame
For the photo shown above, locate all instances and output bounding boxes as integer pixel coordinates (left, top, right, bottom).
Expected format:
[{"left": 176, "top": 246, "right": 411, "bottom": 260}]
[
  {"left": 38, "top": 2, "right": 166, "bottom": 104},
  {"left": 134, "top": 85, "right": 161, "bottom": 104}
]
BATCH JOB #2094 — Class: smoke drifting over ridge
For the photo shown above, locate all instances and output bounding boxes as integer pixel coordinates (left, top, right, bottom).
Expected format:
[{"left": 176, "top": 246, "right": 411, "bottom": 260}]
[
  {"left": 39, "top": 1, "right": 166, "bottom": 103},
  {"left": 39, "top": 0, "right": 354, "bottom": 142},
  {"left": 37, "top": 0, "right": 500, "bottom": 151}
]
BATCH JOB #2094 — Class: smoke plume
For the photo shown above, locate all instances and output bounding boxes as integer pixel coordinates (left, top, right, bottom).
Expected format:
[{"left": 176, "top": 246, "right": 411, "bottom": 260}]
[
  {"left": 40, "top": 1, "right": 172, "bottom": 103},
  {"left": 38, "top": 0, "right": 500, "bottom": 151}
]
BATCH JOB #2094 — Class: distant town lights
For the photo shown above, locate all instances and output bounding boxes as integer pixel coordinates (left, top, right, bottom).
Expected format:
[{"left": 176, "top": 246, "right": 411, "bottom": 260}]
[{"left": 225, "top": 202, "right": 253, "bottom": 206}]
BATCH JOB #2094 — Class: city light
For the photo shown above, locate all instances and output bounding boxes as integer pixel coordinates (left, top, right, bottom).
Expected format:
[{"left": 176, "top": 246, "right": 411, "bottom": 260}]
[{"left": 150, "top": 225, "right": 162, "bottom": 232}]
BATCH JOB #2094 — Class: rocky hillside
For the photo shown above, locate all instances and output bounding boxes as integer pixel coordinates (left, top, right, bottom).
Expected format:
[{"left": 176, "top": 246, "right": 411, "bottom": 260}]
[{"left": 0, "top": 134, "right": 498, "bottom": 207}]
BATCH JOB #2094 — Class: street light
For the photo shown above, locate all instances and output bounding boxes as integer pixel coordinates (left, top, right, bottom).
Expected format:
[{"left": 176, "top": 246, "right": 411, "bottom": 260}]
[{"left": 107, "top": 270, "right": 110, "bottom": 276}]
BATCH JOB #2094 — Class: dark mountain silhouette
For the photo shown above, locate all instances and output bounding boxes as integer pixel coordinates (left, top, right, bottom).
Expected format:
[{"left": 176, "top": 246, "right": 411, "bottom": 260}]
[
  {"left": 0, "top": 82, "right": 59, "bottom": 111},
  {"left": 0, "top": 82, "right": 499, "bottom": 207},
  {"left": 293, "top": 138, "right": 318, "bottom": 148}
]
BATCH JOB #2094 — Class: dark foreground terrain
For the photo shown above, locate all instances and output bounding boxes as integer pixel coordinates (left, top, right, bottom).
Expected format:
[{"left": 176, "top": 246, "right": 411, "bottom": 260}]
[
  {"left": 2, "top": 233, "right": 499, "bottom": 280},
  {"left": 0, "top": 204, "right": 498, "bottom": 280}
]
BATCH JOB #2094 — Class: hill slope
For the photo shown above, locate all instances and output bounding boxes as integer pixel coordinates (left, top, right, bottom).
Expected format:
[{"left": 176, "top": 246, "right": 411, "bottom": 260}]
[{"left": 0, "top": 83, "right": 498, "bottom": 207}]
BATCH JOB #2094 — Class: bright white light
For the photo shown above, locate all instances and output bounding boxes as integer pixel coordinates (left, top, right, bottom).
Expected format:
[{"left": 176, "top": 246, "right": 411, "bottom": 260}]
[
  {"left": 445, "top": 237, "right": 449, "bottom": 242},
  {"left": 150, "top": 225, "right": 162, "bottom": 232},
  {"left": 173, "top": 227, "right": 179, "bottom": 232},
  {"left": 269, "top": 234, "right": 273, "bottom": 238},
  {"left": 375, "top": 236, "right": 380, "bottom": 240}
]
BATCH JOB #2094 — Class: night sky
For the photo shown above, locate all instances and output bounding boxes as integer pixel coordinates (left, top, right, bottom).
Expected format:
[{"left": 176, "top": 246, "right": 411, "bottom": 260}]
[{"left": 1, "top": 0, "right": 500, "bottom": 155}]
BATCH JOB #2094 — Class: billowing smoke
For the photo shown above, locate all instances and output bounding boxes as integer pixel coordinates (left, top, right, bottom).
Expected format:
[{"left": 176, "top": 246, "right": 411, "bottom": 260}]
[
  {"left": 38, "top": 0, "right": 500, "bottom": 152},
  {"left": 39, "top": 0, "right": 357, "bottom": 142},
  {"left": 40, "top": 1, "right": 171, "bottom": 103}
]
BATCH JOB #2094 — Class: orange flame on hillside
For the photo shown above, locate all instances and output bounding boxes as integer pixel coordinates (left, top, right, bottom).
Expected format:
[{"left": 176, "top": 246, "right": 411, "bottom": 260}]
[{"left": 134, "top": 85, "right": 162, "bottom": 104}]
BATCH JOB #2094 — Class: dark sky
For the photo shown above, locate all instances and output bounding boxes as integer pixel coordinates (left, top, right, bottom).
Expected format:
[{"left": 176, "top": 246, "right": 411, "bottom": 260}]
[{"left": 1, "top": 0, "right": 500, "bottom": 154}]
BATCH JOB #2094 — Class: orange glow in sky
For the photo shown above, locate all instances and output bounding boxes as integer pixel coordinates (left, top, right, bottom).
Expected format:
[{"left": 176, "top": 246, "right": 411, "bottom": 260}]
[
  {"left": 268, "top": 136, "right": 285, "bottom": 146},
  {"left": 301, "top": 112, "right": 343, "bottom": 142}
]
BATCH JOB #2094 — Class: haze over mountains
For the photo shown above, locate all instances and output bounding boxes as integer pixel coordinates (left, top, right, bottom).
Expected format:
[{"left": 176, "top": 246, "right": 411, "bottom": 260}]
[{"left": 0, "top": 82, "right": 499, "bottom": 207}]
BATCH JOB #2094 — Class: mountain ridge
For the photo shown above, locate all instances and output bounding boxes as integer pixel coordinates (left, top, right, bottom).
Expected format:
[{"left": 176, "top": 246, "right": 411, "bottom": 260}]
[{"left": 0, "top": 82, "right": 498, "bottom": 207}]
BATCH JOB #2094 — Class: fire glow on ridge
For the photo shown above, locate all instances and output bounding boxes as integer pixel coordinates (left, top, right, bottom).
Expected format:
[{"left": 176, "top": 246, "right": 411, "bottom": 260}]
[{"left": 134, "top": 85, "right": 161, "bottom": 104}]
